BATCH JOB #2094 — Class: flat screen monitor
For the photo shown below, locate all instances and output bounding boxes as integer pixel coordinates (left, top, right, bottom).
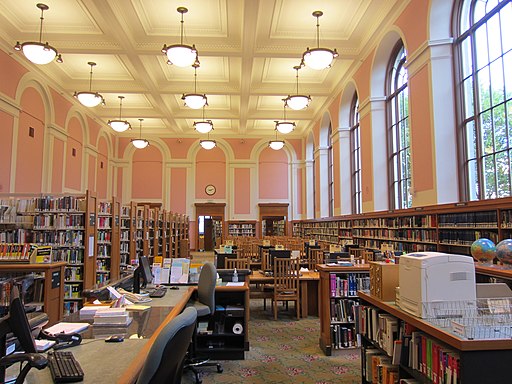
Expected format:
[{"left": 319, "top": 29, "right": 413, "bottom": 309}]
[
  {"left": 216, "top": 253, "right": 237, "bottom": 269},
  {"left": 324, "top": 251, "right": 350, "bottom": 263},
  {"left": 133, "top": 256, "right": 153, "bottom": 293},
  {"left": 268, "top": 249, "right": 291, "bottom": 269}
]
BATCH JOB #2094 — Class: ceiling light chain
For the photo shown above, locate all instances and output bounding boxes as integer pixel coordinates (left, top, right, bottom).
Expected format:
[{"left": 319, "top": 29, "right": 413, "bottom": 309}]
[
  {"left": 200, "top": 130, "right": 216, "bottom": 150},
  {"left": 194, "top": 105, "right": 214, "bottom": 134},
  {"left": 131, "top": 118, "right": 149, "bottom": 149},
  {"left": 182, "top": 62, "right": 207, "bottom": 109},
  {"left": 269, "top": 129, "right": 285, "bottom": 150},
  {"left": 302, "top": 10, "right": 338, "bottom": 70},
  {"left": 283, "top": 65, "right": 311, "bottom": 110},
  {"left": 74, "top": 62, "right": 105, "bottom": 108},
  {"left": 108, "top": 96, "right": 131, "bottom": 132},
  {"left": 161, "top": 7, "right": 198, "bottom": 67},
  {"left": 14, "top": 3, "right": 62, "bottom": 65},
  {"left": 275, "top": 103, "right": 296, "bottom": 134}
]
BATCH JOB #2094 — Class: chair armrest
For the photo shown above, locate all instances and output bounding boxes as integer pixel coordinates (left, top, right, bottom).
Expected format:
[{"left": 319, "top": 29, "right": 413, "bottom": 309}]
[{"left": 0, "top": 352, "right": 48, "bottom": 370}]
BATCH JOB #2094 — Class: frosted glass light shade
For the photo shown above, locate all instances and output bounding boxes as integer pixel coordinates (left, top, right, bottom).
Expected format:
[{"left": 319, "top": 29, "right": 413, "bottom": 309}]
[
  {"left": 20, "top": 42, "right": 57, "bottom": 65},
  {"left": 183, "top": 93, "right": 207, "bottom": 109},
  {"left": 275, "top": 121, "right": 295, "bottom": 134},
  {"left": 131, "top": 138, "right": 149, "bottom": 149},
  {"left": 194, "top": 120, "right": 213, "bottom": 134},
  {"left": 75, "top": 92, "right": 104, "bottom": 108},
  {"left": 268, "top": 140, "right": 285, "bottom": 150},
  {"left": 163, "top": 44, "right": 197, "bottom": 67},
  {"left": 108, "top": 120, "right": 131, "bottom": 133},
  {"left": 200, "top": 139, "right": 216, "bottom": 150},
  {"left": 302, "top": 48, "right": 337, "bottom": 70},
  {"left": 284, "top": 95, "right": 311, "bottom": 110}
]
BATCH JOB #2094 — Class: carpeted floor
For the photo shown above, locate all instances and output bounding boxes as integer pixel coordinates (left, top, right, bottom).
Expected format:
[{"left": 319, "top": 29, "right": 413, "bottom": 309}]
[{"left": 183, "top": 299, "right": 361, "bottom": 384}]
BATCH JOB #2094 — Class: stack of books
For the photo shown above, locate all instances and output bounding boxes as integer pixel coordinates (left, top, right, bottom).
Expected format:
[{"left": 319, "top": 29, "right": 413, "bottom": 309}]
[{"left": 93, "top": 307, "right": 132, "bottom": 326}]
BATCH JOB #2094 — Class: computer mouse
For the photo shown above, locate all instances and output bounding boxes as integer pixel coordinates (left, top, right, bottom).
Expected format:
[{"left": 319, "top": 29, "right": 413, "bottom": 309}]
[
  {"left": 105, "top": 335, "right": 124, "bottom": 343},
  {"left": 169, "top": 286, "right": 179, "bottom": 290}
]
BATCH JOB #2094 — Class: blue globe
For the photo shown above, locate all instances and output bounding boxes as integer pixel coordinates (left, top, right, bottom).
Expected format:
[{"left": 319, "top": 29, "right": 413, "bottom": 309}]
[
  {"left": 496, "top": 239, "right": 512, "bottom": 267},
  {"left": 471, "top": 238, "right": 496, "bottom": 265}
]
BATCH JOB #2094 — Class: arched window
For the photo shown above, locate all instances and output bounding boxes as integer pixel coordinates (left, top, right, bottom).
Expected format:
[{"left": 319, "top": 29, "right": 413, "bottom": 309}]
[
  {"left": 455, "top": 0, "right": 512, "bottom": 200},
  {"left": 328, "top": 124, "right": 334, "bottom": 216},
  {"left": 350, "top": 95, "right": 362, "bottom": 214},
  {"left": 387, "top": 42, "right": 411, "bottom": 209}
]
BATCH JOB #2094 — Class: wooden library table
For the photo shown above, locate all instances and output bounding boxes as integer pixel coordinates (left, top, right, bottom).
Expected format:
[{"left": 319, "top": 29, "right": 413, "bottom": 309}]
[{"left": 249, "top": 270, "right": 320, "bottom": 318}]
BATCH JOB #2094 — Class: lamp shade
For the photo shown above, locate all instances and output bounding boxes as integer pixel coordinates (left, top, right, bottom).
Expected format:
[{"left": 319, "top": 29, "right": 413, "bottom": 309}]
[
  {"left": 200, "top": 139, "right": 216, "bottom": 150},
  {"left": 275, "top": 121, "right": 295, "bottom": 134},
  {"left": 194, "top": 120, "right": 213, "bottom": 134},
  {"left": 74, "top": 92, "right": 104, "bottom": 108},
  {"left": 131, "top": 138, "right": 149, "bottom": 149},
  {"left": 108, "top": 120, "right": 131, "bottom": 133},
  {"left": 268, "top": 140, "right": 285, "bottom": 150},
  {"left": 284, "top": 95, "right": 311, "bottom": 111},
  {"left": 302, "top": 47, "right": 337, "bottom": 70},
  {"left": 163, "top": 44, "right": 198, "bottom": 67},
  {"left": 20, "top": 42, "right": 57, "bottom": 65},
  {"left": 183, "top": 93, "right": 207, "bottom": 109}
]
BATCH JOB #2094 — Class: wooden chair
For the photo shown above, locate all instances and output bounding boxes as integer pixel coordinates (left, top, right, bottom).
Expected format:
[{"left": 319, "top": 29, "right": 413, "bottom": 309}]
[
  {"left": 308, "top": 248, "right": 324, "bottom": 271},
  {"left": 225, "top": 258, "right": 250, "bottom": 270},
  {"left": 272, "top": 257, "right": 300, "bottom": 320}
]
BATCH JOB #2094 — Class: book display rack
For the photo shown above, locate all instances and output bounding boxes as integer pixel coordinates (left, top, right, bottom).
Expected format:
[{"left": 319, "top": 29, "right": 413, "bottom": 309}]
[
  {"left": 227, "top": 221, "right": 257, "bottom": 237},
  {"left": 120, "top": 205, "right": 131, "bottom": 273}
]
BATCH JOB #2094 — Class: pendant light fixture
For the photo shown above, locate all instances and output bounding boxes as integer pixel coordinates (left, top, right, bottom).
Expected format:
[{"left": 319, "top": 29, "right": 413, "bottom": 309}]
[
  {"left": 182, "top": 62, "right": 207, "bottom": 109},
  {"left": 194, "top": 106, "right": 214, "bottom": 134},
  {"left": 14, "top": 3, "right": 62, "bottom": 65},
  {"left": 74, "top": 62, "right": 105, "bottom": 108},
  {"left": 200, "top": 131, "right": 216, "bottom": 150},
  {"left": 275, "top": 103, "right": 296, "bottom": 134},
  {"left": 302, "top": 11, "right": 338, "bottom": 70},
  {"left": 268, "top": 129, "right": 285, "bottom": 151},
  {"left": 131, "top": 119, "right": 149, "bottom": 149},
  {"left": 284, "top": 65, "right": 311, "bottom": 111},
  {"left": 108, "top": 96, "right": 131, "bottom": 133},
  {"left": 161, "top": 7, "right": 198, "bottom": 67}
]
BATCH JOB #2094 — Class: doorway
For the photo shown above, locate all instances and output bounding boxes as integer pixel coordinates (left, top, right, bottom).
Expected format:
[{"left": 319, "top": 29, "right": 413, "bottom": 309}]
[{"left": 198, "top": 215, "right": 223, "bottom": 251}]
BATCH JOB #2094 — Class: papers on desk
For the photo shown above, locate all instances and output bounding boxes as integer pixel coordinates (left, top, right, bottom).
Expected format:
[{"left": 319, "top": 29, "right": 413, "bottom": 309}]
[
  {"left": 226, "top": 282, "right": 244, "bottom": 287},
  {"left": 35, "top": 339, "right": 56, "bottom": 352},
  {"left": 44, "top": 322, "right": 89, "bottom": 335}
]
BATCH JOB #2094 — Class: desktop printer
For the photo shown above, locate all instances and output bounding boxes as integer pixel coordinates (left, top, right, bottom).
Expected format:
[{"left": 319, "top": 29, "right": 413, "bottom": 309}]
[{"left": 398, "top": 252, "right": 476, "bottom": 318}]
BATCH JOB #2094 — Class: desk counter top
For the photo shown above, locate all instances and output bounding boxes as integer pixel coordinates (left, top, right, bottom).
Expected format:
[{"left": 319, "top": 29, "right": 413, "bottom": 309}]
[{"left": 249, "top": 270, "right": 319, "bottom": 282}]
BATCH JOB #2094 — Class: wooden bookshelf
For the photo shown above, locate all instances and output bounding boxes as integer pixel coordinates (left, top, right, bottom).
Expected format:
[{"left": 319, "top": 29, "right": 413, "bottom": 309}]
[{"left": 227, "top": 221, "right": 257, "bottom": 237}]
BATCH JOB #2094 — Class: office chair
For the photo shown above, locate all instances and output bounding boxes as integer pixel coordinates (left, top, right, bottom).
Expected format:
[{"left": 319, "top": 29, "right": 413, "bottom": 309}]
[
  {"left": 136, "top": 306, "right": 197, "bottom": 384},
  {"left": 185, "top": 262, "right": 223, "bottom": 384}
]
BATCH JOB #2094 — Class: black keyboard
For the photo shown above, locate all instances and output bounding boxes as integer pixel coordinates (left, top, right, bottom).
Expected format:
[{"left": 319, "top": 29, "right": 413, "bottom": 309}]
[
  {"left": 48, "top": 350, "right": 84, "bottom": 383},
  {"left": 149, "top": 287, "right": 167, "bottom": 298}
]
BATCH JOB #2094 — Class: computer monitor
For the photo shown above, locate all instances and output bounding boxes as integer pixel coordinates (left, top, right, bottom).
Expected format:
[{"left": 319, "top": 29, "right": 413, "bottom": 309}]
[
  {"left": 215, "top": 253, "right": 237, "bottom": 269},
  {"left": 324, "top": 251, "right": 350, "bottom": 264},
  {"left": 0, "top": 286, "right": 37, "bottom": 382},
  {"left": 268, "top": 249, "right": 291, "bottom": 269},
  {"left": 133, "top": 256, "right": 153, "bottom": 294}
]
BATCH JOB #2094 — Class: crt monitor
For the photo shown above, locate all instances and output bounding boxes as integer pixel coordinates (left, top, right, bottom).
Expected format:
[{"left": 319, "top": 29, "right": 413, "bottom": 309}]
[
  {"left": 324, "top": 251, "right": 349, "bottom": 263},
  {"left": 268, "top": 249, "right": 291, "bottom": 269},
  {"left": 133, "top": 256, "right": 153, "bottom": 294},
  {"left": 216, "top": 253, "right": 237, "bottom": 269}
]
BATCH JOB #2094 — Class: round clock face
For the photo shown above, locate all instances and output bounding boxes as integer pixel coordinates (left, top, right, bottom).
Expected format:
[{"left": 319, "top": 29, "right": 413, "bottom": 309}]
[{"left": 205, "top": 184, "right": 216, "bottom": 196}]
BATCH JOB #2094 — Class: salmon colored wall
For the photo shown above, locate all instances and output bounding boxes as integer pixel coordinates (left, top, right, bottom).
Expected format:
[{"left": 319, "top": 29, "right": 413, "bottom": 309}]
[
  {"left": 65, "top": 117, "right": 83, "bottom": 191},
  {"left": 360, "top": 113, "right": 373, "bottom": 204},
  {"left": 195, "top": 147, "right": 226, "bottom": 199},
  {"left": 234, "top": 168, "right": 251, "bottom": 214},
  {"left": 0, "top": 51, "right": 28, "bottom": 99},
  {"left": 131, "top": 146, "right": 163, "bottom": 199},
  {"left": 410, "top": 66, "right": 434, "bottom": 192},
  {"left": 88, "top": 154, "right": 96, "bottom": 192},
  {"left": 170, "top": 168, "right": 187, "bottom": 213},
  {"left": 353, "top": 49, "right": 375, "bottom": 101},
  {"left": 16, "top": 88, "right": 45, "bottom": 193},
  {"left": 328, "top": 95, "right": 341, "bottom": 126},
  {"left": 116, "top": 168, "right": 123, "bottom": 200},
  {"left": 162, "top": 138, "right": 195, "bottom": 159},
  {"left": 395, "top": 0, "right": 428, "bottom": 53},
  {"left": 224, "top": 139, "right": 259, "bottom": 159},
  {"left": 287, "top": 139, "right": 303, "bottom": 161},
  {"left": 50, "top": 89, "right": 73, "bottom": 128},
  {"left": 96, "top": 138, "right": 108, "bottom": 199},
  {"left": 87, "top": 117, "right": 100, "bottom": 146},
  {"left": 51, "top": 138, "right": 64, "bottom": 193},
  {"left": 0, "top": 112, "right": 14, "bottom": 192},
  {"left": 258, "top": 148, "right": 288, "bottom": 200},
  {"left": 296, "top": 168, "right": 302, "bottom": 215}
]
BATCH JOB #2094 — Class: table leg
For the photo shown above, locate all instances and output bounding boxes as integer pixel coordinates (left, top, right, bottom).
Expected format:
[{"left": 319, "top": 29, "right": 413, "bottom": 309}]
[{"left": 300, "top": 280, "right": 308, "bottom": 318}]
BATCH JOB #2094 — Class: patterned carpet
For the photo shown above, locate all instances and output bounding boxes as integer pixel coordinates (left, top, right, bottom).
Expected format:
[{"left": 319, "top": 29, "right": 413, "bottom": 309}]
[{"left": 183, "top": 299, "right": 361, "bottom": 384}]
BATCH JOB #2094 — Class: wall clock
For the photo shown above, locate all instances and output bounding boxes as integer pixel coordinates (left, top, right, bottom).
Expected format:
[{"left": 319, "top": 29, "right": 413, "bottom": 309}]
[{"left": 205, "top": 184, "right": 216, "bottom": 196}]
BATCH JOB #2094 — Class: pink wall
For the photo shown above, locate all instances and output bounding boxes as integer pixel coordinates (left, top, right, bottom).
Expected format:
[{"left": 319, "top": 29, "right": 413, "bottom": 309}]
[
  {"left": 0, "top": 50, "right": 28, "bottom": 99},
  {"left": 87, "top": 117, "right": 101, "bottom": 146},
  {"left": 65, "top": 117, "right": 83, "bottom": 191},
  {"left": 395, "top": 0, "right": 428, "bottom": 54},
  {"left": 51, "top": 138, "right": 64, "bottom": 193},
  {"left": 353, "top": 49, "right": 375, "bottom": 101},
  {"left": 234, "top": 168, "right": 251, "bottom": 214},
  {"left": 87, "top": 154, "right": 96, "bottom": 192},
  {"left": 195, "top": 147, "right": 226, "bottom": 199},
  {"left": 0, "top": 112, "right": 14, "bottom": 192},
  {"left": 50, "top": 89, "right": 73, "bottom": 128},
  {"left": 116, "top": 168, "right": 123, "bottom": 200},
  {"left": 163, "top": 138, "right": 195, "bottom": 159},
  {"left": 224, "top": 139, "right": 260, "bottom": 159},
  {"left": 16, "top": 87, "right": 45, "bottom": 193},
  {"left": 170, "top": 168, "right": 187, "bottom": 213},
  {"left": 258, "top": 148, "right": 288, "bottom": 199},
  {"left": 96, "top": 137, "right": 109, "bottom": 199},
  {"left": 287, "top": 139, "right": 303, "bottom": 161},
  {"left": 131, "top": 146, "right": 163, "bottom": 199}
]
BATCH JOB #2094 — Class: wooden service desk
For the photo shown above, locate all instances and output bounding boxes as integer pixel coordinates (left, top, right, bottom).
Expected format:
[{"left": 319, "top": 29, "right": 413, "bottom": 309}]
[
  {"left": 21, "top": 286, "right": 193, "bottom": 384},
  {"left": 250, "top": 270, "right": 320, "bottom": 318}
]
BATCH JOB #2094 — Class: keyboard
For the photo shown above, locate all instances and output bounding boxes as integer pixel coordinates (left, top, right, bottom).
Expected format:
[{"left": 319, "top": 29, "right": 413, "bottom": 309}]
[
  {"left": 149, "top": 287, "right": 167, "bottom": 298},
  {"left": 48, "top": 350, "right": 84, "bottom": 383}
]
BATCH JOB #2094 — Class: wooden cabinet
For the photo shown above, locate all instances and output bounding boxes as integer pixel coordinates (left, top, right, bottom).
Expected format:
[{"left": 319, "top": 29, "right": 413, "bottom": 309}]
[
  {"left": 317, "top": 264, "right": 370, "bottom": 356},
  {"left": 369, "top": 261, "right": 399, "bottom": 301}
]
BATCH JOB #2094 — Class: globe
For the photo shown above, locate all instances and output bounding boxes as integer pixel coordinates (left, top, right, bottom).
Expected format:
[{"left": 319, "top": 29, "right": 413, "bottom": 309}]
[
  {"left": 496, "top": 239, "right": 512, "bottom": 268},
  {"left": 470, "top": 238, "right": 496, "bottom": 265}
]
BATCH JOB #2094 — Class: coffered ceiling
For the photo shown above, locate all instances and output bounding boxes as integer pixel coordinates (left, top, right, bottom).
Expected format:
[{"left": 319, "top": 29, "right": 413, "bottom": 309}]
[{"left": 0, "top": 0, "right": 403, "bottom": 140}]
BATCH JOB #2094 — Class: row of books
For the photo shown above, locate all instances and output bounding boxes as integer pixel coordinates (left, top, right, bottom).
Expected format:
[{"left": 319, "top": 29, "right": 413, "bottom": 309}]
[
  {"left": 33, "top": 213, "right": 85, "bottom": 228},
  {"left": 438, "top": 229, "right": 499, "bottom": 245},
  {"left": 33, "top": 196, "right": 86, "bottom": 212},
  {"left": 438, "top": 211, "right": 497, "bottom": 227},
  {"left": 97, "top": 216, "right": 111, "bottom": 228},
  {"left": 97, "top": 244, "right": 111, "bottom": 257},
  {"left": 330, "top": 298, "right": 357, "bottom": 322},
  {"left": 330, "top": 324, "right": 359, "bottom": 349},
  {"left": 364, "top": 350, "right": 399, "bottom": 384},
  {"left": 33, "top": 230, "right": 84, "bottom": 246},
  {"left": 0, "top": 228, "right": 33, "bottom": 244},
  {"left": 352, "top": 228, "right": 437, "bottom": 243},
  {"left": 329, "top": 273, "right": 370, "bottom": 297},
  {"left": 0, "top": 243, "right": 32, "bottom": 261},
  {"left": 64, "top": 267, "right": 83, "bottom": 282},
  {"left": 64, "top": 284, "right": 81, "bottom": 299},
  {"left": 354, "top": 215, "right": 437, "bottom": 229},
  {"left": 98, "top": 202, "right": 112, "bottom": 214},
  {"left": 53, "top": 248, "right": 84, "bottom": 264},
  {"left": 63, "top": 301, "right": 80, "bottom": 316},
  {"left": 97, "top": 230, "right": 111, "bottom": 242}
]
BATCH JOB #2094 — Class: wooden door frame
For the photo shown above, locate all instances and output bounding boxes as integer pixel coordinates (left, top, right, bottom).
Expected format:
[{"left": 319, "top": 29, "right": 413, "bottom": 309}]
[{"left": 195, "top": 203, "right": 226, "bottom": 250}]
